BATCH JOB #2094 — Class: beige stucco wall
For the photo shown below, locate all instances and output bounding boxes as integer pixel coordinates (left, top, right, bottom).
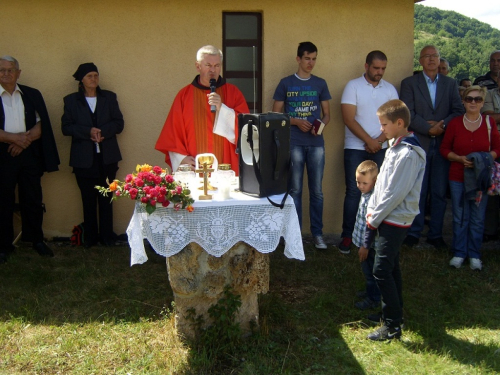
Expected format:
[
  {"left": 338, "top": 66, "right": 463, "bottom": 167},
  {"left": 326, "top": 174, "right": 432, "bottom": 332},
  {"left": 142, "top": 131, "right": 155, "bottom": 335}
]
[{"left": 3, "top": 0, "right": 415, "bottom": 238}]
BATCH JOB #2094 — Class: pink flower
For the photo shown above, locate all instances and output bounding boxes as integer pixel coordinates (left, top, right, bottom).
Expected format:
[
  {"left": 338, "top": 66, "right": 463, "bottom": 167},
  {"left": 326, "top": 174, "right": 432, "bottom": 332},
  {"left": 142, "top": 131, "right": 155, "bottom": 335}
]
[
  {"left": 129, "top": 188, "right": 138, "bottom": 200},
  {"left": 157, "top": 196, "right": 165, "bottom": 203},
  {"left": 162, "top": 200, "right": 170, "bottom": 207},
  {"left": 141, "top": 197, "right": 149, "bottom": 203},
  {"left": 165, "top": 175, "right": 174, "bottom": 183},
  {"left": 125, "top": 174, "right": 134, "bottom": 183},
  {"left": 154, "top": 175, "right": 162, "bottom": 185},
  {"left": 175, "top": 185, "right": 183, "bottom": 194},
  {"left": 174, "top": 203, "right": 181, "bottom": 211},
  {"left": 159, "top": 187, "right": 167, "bottom": 195},
  {"left": 124, "top": 183, "right": 131, "bottom": 191},
  {"left": 149, "top": 199, "right": 157, "bottom": 206},
  {"left": 115, "top": 191, "right": 121, "bottom": 197},
  {"left": 153, "top": 166, "right": 162, "bottom": 175},
  {"left": 135, "top": 178, "right": 144, "bottom": 187}
]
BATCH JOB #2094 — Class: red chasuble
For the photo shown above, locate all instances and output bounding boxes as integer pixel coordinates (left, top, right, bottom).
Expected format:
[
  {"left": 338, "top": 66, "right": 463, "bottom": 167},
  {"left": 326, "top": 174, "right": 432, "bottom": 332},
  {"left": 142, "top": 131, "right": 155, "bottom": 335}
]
[{"left": 155, "top": 76, "right": 249, "bottom": 175}]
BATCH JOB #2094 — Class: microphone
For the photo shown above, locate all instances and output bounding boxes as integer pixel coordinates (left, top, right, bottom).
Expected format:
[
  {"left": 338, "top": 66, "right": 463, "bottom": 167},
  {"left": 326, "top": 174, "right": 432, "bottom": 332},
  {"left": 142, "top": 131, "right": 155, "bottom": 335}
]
[{"left": 210, "top": 78, "right": 216, "bottom": 113}]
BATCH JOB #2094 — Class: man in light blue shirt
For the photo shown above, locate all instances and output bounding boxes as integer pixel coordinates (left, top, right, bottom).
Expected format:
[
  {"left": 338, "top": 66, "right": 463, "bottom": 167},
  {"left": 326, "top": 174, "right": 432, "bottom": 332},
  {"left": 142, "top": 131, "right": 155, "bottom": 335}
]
[{"left": 400, "top": 45, "right": 464, "bottom": 250}]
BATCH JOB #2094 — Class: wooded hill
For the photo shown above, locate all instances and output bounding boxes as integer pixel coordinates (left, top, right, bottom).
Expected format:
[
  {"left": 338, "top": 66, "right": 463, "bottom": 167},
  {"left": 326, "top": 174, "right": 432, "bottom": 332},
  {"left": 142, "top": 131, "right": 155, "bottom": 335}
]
[{"left": 414, "top": 4, "right": 500, "bottom": 82}]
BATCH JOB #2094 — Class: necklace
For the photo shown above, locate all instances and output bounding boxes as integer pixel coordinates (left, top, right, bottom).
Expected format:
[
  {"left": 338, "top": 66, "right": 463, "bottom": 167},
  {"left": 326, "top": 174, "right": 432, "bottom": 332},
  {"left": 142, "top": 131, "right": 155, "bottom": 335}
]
[
  {"left": 463, "top": 115, "right": 482, "bottom": 131},
  {"left": 464, "top": 114, "right": 481, "bottom": 123}
]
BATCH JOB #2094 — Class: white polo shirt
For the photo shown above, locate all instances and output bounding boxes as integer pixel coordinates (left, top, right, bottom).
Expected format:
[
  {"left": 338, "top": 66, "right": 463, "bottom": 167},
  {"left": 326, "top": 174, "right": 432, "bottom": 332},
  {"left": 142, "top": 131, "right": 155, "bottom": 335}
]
[{"left": 341, "top": 75, "right": 399, "bottom": 150}]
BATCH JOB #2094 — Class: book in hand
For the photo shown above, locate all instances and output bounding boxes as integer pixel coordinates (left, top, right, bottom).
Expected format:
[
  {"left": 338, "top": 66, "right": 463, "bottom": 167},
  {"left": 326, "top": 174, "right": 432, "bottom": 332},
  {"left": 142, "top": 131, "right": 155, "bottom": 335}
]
[{"left": 311, "top": 119, "right": 326, "bottom": 135}]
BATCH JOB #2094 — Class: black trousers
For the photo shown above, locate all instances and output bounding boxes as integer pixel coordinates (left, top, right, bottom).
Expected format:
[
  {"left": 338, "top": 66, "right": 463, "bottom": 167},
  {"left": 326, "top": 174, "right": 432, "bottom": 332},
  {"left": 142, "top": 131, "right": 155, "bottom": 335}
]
[
  {"left": 372, "top": 223, "right": 407, "bottom": 327},
  {"left": 75, "top": 167, "right": 116, "bottom": 245},
  {"left": 0, "top": 150, "right": 44, "bottom": 252}
]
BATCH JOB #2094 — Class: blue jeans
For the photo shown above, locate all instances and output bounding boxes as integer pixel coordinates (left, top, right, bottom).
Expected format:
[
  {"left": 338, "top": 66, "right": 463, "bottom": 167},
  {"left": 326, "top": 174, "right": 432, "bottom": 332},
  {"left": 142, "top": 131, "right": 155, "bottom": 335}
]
[
  {"left": 407, "top": 138, "right": 449, "bottom": 240},
  {"left": 449, "top": 181, "right": 488, "bottom": 259},
  {"left": 361, "top": 247, "right": 381, "bottom": 302},
  {"left": 341, "top": 148, "right": 386, "bottom": 239},
  {"left": 373, "top": 223, "right": 407, "bottom": 328},
  {"left": 289, "top": 145, "right": 325, "bottom": 236}
]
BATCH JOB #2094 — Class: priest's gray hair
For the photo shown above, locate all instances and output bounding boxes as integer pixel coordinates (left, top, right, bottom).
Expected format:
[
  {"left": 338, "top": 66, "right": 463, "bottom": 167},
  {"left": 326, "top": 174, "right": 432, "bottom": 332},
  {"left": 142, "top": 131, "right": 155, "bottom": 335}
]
[
  {"left": 196, "top": 45, "right": 223, "bottom": 62},
  {"left": 0, "top": 55, "right": 20, "bottom": 69}
]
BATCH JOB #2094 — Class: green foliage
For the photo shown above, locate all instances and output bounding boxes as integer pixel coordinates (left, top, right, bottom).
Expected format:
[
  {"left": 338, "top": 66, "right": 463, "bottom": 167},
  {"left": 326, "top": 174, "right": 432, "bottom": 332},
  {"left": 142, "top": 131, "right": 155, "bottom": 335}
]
[
  {"left": 187, "top": 285, "right": 243, "bottom": 371},
  {"left": 414, "top": 4, "right": 500, "bottom": 81}
]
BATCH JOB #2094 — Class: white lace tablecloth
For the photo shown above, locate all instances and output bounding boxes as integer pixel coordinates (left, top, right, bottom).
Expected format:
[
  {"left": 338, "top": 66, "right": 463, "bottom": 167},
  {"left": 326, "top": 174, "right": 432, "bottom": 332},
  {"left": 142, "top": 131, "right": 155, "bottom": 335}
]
[{"left": 126, "top": 192, "right": 305, "bottom": 265}]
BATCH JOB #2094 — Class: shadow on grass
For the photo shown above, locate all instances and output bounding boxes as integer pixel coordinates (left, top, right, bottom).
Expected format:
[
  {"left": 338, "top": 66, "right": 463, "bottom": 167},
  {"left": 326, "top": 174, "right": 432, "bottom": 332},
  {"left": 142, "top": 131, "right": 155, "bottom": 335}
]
[
  {"left": 0, "top": 242, "right": 173, "bottom": 324},
  {"left": 400, "top": 246, "right": 500, "bottom": 373},
  {"left": 179, "top": 244, "right": 366, "bottom": 374}
]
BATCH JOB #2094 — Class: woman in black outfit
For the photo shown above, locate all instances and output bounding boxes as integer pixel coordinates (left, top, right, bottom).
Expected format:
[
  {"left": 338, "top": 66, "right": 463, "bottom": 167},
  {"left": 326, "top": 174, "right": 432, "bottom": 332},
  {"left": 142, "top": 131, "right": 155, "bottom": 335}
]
[{"left": 62, "top": 63, "right": 124, "bottom": 248}]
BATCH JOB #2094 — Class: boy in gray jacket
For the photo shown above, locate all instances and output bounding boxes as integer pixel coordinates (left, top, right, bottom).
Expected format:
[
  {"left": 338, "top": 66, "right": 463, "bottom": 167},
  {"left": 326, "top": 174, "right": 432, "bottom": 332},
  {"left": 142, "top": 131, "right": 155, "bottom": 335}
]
[{"left": 364, "top": 99, "right": 426, "bottom": 341}]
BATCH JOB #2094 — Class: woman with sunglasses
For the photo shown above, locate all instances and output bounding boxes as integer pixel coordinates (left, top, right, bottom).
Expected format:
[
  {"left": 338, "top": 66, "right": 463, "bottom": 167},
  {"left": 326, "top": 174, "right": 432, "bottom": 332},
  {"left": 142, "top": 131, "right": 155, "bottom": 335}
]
[{"left": 440, "top": 85, "right": 500, "bottom": 270}]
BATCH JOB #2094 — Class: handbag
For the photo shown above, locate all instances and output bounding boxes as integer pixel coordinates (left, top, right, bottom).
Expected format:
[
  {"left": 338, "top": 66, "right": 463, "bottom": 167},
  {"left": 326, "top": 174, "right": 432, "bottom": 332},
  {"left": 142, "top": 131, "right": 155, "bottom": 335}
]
[{"left": 486, "top": 115, "right": 500, "bottom": 196}]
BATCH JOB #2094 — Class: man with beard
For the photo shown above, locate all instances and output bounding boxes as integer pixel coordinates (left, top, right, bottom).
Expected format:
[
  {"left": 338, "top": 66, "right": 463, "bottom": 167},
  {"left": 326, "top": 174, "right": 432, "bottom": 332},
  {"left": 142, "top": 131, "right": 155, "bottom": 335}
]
[{"left": 338, "top": 50, "right": 398, "bottom": 254}]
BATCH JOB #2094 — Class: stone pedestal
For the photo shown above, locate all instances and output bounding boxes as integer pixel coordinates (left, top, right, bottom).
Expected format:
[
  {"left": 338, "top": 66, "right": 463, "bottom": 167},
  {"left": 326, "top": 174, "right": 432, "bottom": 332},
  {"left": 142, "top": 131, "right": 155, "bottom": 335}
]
[{"left": 166, "top": 241, "right": 269, "bottom": 340}]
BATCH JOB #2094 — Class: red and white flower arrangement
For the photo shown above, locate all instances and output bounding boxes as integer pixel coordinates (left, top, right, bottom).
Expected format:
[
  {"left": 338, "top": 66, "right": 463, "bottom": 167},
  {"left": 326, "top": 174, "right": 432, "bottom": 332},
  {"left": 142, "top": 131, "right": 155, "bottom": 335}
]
[{"left": 96, "top": 164, "right": 194, "bottom": 214}]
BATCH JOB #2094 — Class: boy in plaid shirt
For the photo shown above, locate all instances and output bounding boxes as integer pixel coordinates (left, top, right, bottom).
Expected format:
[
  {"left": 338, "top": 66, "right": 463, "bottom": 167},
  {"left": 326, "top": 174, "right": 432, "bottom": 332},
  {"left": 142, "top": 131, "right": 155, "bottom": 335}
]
[{"left": 352, "top": 161, "right": 380, "bottom": 311}]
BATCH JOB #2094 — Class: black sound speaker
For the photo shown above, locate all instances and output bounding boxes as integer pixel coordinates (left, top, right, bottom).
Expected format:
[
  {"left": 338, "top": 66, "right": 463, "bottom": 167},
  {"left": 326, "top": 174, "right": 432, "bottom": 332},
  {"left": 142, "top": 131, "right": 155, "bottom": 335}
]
[{"left": 237, "top": 112, "right": 290, "bottom": 198}]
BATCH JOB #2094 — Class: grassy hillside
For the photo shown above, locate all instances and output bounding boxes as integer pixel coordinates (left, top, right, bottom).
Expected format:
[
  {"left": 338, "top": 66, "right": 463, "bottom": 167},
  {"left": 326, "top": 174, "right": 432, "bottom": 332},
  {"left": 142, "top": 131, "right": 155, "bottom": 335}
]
[{"left": 414, "top": 4, "right": 500, "bottom": 81}]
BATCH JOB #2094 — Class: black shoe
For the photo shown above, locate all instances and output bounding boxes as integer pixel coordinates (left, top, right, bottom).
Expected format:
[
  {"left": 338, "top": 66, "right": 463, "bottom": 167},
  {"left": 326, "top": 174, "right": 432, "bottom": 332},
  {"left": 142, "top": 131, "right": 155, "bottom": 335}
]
[
  {"left": 355, "top": 298, "right": 380, "bottom": 310},
  {"left": 33, "top": 242, "right": 54, "bottom": 257},
  {"left": 338, "top": 237, "right": 352, "bottom": 254},
  {"left": 403, "top": 235, "right": 418, "bottom": 248},
  {"left": 426, "top": 237, "right": 448, "bottom": 250},
  {"left": 367, "top": 324, "right": 402, "bottom": 341}
]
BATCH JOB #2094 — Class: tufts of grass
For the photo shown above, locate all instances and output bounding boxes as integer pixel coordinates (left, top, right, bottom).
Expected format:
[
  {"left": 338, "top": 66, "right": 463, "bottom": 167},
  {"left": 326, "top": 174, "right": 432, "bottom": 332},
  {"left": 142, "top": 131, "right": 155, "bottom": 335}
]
[{"left": 0, "top": 239, "right": 499, "bottom": 374}]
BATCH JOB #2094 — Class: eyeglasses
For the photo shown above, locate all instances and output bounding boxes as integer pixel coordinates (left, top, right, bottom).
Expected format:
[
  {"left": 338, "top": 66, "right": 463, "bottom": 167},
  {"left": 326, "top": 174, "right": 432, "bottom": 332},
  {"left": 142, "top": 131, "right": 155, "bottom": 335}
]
[
  {"left": 420, "top": 54, "right": 440, "bottom": 59},
  {"left": 463, "top": 96, "right": 484, "bottom": 103},
  {"left": 0, "top": 68, "right": 18, "bottom": 75}
]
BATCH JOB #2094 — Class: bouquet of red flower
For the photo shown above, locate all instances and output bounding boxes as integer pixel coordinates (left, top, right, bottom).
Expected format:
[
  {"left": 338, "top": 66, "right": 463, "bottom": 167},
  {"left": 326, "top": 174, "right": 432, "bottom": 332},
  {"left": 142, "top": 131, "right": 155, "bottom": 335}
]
[{"left": 96, "top": 164, "right": 194, "bottom": 214}]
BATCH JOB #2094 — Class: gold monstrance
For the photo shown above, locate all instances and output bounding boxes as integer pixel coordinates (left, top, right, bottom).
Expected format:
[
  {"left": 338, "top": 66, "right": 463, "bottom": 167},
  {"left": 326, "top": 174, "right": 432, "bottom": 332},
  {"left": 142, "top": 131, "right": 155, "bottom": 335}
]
[{"left": 195, "top": 154, "right": 215, "bottom": 200}]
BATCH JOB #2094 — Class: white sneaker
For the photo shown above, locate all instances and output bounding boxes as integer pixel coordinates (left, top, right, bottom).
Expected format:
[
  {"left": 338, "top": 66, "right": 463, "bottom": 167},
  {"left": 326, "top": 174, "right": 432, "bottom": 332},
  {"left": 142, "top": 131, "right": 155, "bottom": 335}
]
[
  {"left": 314, "top": 236, "right": 327, "bottom": 249},
  {"left": 469, "top": 258, "right": 482, "bottom": 271},
  {"left": 449, "top": 257, "right": 464, "bottom": 269}
]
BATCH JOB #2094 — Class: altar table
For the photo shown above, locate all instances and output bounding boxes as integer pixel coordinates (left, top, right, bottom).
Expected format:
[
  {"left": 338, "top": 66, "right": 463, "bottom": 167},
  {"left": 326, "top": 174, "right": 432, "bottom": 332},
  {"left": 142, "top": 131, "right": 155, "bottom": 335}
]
[
  {"left": 126, "top": 192, "right": 304, "bottom": 339},
  {"left": 126, "top": 192, "right": 305, "bottom": 265}
]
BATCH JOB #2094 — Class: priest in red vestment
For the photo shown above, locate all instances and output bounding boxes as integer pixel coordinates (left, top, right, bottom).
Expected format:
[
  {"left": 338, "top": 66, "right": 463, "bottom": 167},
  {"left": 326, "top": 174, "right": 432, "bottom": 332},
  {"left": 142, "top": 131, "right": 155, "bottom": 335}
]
[{"left": 155, "top": 45, "right": 249, "bottom": 175}]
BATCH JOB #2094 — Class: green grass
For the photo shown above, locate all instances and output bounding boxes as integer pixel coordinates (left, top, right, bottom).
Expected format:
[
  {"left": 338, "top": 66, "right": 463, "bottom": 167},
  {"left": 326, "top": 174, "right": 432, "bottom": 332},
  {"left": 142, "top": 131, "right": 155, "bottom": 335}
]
[{"left": 1, "top": 240, "right": 499, "bottom": 374}]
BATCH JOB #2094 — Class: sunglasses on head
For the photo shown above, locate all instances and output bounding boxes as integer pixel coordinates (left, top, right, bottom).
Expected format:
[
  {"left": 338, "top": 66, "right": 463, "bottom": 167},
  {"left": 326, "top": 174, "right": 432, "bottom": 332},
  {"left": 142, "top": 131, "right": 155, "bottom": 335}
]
[{"left": 463, "top": 96, "right": 483, "bottom": 103}]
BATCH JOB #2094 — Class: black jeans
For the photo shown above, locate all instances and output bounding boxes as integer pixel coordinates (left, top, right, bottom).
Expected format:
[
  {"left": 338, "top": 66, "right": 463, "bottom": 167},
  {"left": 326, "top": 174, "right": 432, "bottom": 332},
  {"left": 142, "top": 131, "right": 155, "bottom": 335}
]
[{"left": 373, "top": 223, "right": 407, "bottom": 327}]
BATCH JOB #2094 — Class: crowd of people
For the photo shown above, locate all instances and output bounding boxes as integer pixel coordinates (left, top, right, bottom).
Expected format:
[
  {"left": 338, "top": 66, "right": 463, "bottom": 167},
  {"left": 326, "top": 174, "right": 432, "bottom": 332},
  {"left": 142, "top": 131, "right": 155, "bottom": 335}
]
[{"left": 1, "top": 44, "right": 499, "bottom": 341}]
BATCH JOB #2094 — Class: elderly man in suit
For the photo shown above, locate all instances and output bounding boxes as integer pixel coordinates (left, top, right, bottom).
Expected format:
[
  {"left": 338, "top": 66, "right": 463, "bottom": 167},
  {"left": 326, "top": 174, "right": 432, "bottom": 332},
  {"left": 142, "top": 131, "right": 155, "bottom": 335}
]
[
  {"left": 0, "top": 55, "right": 59, "bottom": 263},
  {"left": 400, "top": 45, "right": 464, "bottom": 249}
]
